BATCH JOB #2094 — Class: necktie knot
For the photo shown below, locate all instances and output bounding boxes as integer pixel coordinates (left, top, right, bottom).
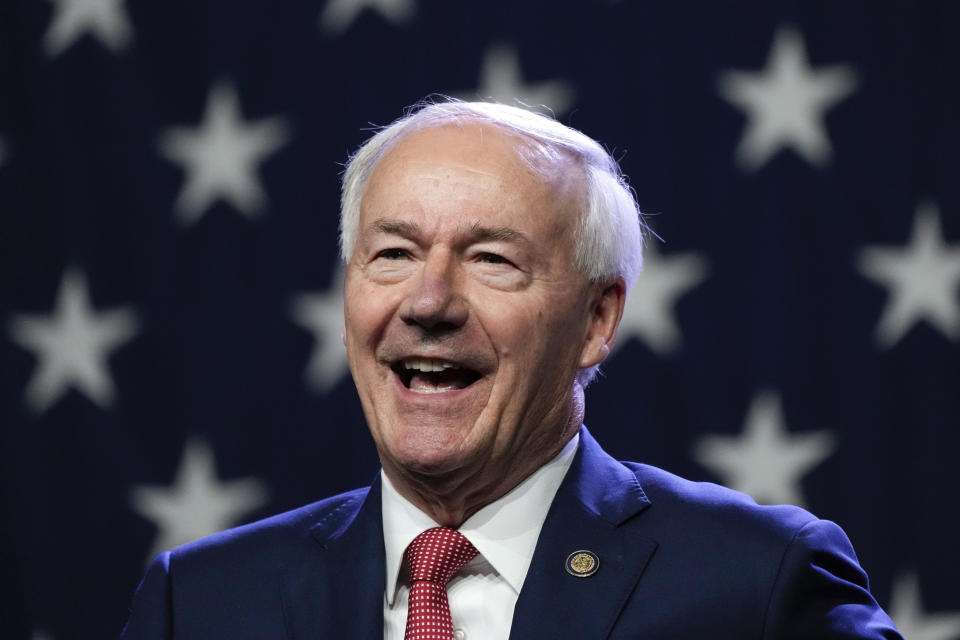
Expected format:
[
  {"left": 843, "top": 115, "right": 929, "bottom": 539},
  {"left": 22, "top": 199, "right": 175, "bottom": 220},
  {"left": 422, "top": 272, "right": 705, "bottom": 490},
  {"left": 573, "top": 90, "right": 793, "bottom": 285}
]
[{"left": 405, "top": 526, "right": 478, "bottom": 586}]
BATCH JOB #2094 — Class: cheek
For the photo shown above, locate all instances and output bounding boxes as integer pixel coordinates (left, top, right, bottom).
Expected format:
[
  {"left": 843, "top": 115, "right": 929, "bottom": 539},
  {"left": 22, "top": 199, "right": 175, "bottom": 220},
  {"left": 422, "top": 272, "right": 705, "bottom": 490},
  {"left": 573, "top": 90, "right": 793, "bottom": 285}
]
[
  {"left": 486, "top": 305, "right": 560, "bottom": 372},
  {"left": 343, "top": 301, "right": 366, "bottom": 348},
  {"left": 344, "top": 283, "right": 399, "bottom": 346},
  {"left": 531, "top": 298, "right": 590, "bottom": 363}
]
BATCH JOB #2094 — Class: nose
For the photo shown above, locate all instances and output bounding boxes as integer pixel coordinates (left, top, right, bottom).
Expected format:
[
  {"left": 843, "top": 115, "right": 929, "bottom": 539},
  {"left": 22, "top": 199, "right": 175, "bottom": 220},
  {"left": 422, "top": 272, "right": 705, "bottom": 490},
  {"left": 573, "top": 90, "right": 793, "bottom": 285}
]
[{"left": 398, "top": 250, "right": 469, "bottom": 331}]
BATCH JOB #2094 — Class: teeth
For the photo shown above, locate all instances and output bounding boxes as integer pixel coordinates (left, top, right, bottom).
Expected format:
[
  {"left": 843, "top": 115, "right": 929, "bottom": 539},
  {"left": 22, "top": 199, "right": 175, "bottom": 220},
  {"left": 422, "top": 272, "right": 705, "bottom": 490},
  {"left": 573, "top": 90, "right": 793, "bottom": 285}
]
[
  {"left": 402, "top": 358, "right": 456, "bottom": 372},
  {"left": 410, "top": 385, "right": 452, "bottom": 394}
]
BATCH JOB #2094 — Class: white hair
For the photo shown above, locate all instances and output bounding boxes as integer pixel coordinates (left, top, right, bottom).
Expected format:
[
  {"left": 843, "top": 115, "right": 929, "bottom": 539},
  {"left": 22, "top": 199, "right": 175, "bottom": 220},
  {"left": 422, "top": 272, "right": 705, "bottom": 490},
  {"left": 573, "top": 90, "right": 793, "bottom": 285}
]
[{"left": 339, "top": 98, "right": 647, "bottom": 386}]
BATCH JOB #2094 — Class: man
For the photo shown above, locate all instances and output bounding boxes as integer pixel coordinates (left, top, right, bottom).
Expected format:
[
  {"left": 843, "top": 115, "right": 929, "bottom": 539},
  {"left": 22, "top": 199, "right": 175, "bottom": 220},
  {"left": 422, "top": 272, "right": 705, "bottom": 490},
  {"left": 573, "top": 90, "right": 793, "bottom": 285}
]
[{"left": 121, "top": 100, "right": 901, "bottom": 638}]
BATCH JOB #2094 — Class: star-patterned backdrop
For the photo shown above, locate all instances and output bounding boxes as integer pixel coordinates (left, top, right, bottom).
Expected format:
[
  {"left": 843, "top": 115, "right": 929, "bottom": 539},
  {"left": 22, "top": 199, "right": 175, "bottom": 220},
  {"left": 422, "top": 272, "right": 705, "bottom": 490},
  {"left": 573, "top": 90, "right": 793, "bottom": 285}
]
[{"left": 1, "top": 1, "right": 958, "bottom": 638}]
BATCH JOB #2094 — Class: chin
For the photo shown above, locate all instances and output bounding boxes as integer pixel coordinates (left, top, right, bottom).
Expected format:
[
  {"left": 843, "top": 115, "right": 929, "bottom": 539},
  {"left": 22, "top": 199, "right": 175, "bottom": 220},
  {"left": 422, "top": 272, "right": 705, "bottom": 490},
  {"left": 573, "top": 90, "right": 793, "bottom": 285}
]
[{"left": 388, "top": 427, "right": 476, "bottom": 478}]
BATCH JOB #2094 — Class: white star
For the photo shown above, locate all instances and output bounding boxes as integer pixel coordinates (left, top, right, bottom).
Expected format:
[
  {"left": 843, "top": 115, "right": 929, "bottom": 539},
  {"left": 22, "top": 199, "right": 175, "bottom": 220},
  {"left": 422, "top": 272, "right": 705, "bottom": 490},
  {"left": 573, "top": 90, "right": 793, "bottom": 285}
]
[
  {"left": 888, "top": 571, "right": 960, "bottom": 640},
  {"left": 129, "top": 439, "right": 269, "bottom": 560},
  {"left": 458, "top": 44, "right": 575, "bottom": 115},
  {"left": 857, "top": 201, "right": 960, "bottom": 347},
  {"left": 290, "top": 266, "right": 349, "bottom": 392},
  {"left": 693, "top": 391, "right": 836, "bottom": 507},
  {"left": 319, "top": 0, "right": 415, "bottom": 35},
  {"left": 42, "top": 0, "right": 133, "bottom": 58},
  {"left": 158, "top": 81, "right": 291, "bottom": 225},
  {"left": 8, "top": 268, "right": 139, "bottom": 414},
  {"left": 718, "top": 26, "right": 858, "bottom": 171},
  {"left": 614, "top": 243, "right": 708, "bottom": 356}
]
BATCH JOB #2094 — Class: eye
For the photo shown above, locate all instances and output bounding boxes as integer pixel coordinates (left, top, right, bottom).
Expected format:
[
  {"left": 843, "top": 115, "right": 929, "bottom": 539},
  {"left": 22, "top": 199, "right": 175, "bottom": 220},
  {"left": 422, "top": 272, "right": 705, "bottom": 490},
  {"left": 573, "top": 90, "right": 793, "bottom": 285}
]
[
  {"left": 478, "top": 252, "right": 511, "bottom": 265},
  {"left": 376, "top": 248, "right": 409, "bottom": 260}
]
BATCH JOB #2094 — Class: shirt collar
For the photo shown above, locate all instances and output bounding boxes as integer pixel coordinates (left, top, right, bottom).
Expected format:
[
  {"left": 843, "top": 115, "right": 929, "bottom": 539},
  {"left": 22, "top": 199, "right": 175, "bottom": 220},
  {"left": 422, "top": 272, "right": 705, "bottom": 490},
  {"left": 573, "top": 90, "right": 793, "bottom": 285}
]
[{"left": 381, "top": 433, "right": 579, "bottom": 605}]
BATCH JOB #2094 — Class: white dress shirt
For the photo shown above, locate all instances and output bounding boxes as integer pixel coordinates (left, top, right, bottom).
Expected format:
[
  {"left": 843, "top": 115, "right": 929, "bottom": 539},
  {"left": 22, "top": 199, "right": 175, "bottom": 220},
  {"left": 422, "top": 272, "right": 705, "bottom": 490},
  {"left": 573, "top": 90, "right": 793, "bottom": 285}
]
[{"left": 381, "top": 433, "right": 580, "bottom": 640}]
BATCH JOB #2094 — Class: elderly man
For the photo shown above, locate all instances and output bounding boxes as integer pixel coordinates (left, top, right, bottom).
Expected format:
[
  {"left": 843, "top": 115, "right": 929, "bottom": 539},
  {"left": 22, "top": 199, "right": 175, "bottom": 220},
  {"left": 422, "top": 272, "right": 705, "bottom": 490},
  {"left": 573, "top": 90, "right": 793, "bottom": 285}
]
[{"left": 121, "top": 100, "right": 901, "bottom": 639}]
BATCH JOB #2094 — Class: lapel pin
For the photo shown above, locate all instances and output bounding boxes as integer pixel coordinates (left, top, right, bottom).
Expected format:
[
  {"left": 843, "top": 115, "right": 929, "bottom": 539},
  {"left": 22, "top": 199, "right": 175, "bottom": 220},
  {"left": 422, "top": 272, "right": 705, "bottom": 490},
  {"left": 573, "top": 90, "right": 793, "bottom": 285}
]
[{"left": 565, "top": 550, "right": 600, "bottom": 577}]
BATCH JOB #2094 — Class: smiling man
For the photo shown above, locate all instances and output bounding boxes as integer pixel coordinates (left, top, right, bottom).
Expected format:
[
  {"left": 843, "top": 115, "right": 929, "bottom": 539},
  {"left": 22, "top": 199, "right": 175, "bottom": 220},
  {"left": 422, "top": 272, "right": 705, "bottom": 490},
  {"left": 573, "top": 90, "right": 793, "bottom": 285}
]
[
  {"left": 344, "top": 119, "right": 622, "bottom": 532},
  {"left": 121, "top": 100, "right": 901, "bottom": 639}
]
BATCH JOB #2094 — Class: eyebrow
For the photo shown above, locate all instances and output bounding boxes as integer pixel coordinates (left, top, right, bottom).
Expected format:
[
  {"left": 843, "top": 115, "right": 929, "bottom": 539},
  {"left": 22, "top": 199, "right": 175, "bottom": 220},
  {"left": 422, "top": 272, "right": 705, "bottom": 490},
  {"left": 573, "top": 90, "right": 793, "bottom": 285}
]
[
  {"left": 369, "top": 218, "right": 530, "bottom": 245},
  {"left": 372, "top": 219, "right": 420, "bottom": 238},
  {"left": 468, "top": 221, "right": 527, "bottom": 244}
]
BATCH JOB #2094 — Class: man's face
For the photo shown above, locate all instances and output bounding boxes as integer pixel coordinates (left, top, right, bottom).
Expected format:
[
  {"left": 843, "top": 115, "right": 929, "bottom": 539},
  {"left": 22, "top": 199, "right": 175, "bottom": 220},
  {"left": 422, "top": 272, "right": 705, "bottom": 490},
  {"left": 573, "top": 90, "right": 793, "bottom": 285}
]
[{"left": 344, "top": 123, "right": 614, "bottom": 495}]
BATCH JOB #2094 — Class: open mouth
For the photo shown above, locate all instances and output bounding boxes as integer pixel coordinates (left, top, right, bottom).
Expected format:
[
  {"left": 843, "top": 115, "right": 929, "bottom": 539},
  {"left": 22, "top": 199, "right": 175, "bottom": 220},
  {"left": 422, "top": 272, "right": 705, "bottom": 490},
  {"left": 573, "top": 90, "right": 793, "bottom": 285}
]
[{"left": 392, "top": 358, "right": 482, "bottom": 394}]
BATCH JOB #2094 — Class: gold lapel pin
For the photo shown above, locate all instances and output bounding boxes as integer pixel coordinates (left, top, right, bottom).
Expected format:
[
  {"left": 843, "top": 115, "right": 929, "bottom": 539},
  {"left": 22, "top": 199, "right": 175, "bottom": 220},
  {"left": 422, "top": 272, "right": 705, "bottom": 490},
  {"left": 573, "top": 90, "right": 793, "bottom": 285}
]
[{"left": 565, "top": 550, "right": 599, "bottom": 577}]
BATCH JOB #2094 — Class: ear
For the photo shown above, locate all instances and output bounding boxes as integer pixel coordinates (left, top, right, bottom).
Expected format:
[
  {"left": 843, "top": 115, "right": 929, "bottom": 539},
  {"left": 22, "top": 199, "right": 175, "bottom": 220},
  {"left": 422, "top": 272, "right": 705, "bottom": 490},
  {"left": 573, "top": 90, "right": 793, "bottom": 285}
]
[{"left": 579, "top": 277, "right": 627, "bottom": 369}]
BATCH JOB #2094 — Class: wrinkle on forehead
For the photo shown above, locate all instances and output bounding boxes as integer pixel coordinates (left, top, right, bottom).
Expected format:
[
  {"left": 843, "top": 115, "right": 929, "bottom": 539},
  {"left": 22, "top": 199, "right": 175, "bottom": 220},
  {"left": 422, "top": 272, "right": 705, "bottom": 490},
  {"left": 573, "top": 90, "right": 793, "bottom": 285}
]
[
  {"left": 370, "top": 217, "right": 533, "bottom": 249},
  {"left": 360, "top": 123, "right": 587, "bottom": 255}
]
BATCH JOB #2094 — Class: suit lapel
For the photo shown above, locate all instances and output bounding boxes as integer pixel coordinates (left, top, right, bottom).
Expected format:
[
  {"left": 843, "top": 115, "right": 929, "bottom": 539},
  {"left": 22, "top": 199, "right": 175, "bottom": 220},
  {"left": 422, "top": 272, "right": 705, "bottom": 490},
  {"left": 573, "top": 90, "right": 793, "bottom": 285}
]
[
  {"left": 279, "top": 430, "right": 655, "bottom": 639},
  {"left": 510, "top": 427, "right": 657, "bottom": 640},
  {"left": 281, "top": 479, "right": 385, "bottom": 639}
]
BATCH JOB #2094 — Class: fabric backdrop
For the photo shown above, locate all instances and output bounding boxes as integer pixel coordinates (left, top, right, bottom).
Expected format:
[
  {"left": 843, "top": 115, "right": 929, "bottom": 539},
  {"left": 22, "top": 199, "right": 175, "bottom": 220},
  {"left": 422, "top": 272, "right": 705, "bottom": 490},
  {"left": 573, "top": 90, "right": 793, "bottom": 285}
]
[{"left": 1, "top": 1, "right": 958, "bottom": 638}]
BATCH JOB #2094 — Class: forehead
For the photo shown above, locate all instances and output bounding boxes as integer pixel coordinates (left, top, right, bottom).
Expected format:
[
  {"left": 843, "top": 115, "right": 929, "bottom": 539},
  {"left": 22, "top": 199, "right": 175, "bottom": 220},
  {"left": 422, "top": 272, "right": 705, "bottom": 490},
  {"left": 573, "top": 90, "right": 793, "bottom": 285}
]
[{"left": 359, "top": 123, "right": 584, "bottom": 234}]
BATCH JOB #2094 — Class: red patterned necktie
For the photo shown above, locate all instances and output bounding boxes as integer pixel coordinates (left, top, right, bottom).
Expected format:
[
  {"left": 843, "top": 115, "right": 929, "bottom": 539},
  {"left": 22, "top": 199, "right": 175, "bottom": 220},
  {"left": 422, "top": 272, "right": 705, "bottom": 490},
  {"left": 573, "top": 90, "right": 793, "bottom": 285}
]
[{"left": 403, "top": 527, "right": 479, "bottom": 640}]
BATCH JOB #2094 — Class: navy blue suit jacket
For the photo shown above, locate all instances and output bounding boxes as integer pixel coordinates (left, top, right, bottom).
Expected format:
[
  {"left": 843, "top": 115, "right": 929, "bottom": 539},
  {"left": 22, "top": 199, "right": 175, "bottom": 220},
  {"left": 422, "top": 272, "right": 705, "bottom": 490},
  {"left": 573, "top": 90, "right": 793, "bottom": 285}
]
[{"left": 121, "top": 427, "right": 901, "bottom": 638}]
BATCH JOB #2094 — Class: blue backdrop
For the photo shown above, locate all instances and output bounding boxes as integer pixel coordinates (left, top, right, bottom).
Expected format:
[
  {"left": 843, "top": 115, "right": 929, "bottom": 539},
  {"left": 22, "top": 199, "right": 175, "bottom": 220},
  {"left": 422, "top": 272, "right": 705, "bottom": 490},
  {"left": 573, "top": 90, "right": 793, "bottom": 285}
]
[{"left": 1, "top": 1, "right": 958, "bottom": 637}]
